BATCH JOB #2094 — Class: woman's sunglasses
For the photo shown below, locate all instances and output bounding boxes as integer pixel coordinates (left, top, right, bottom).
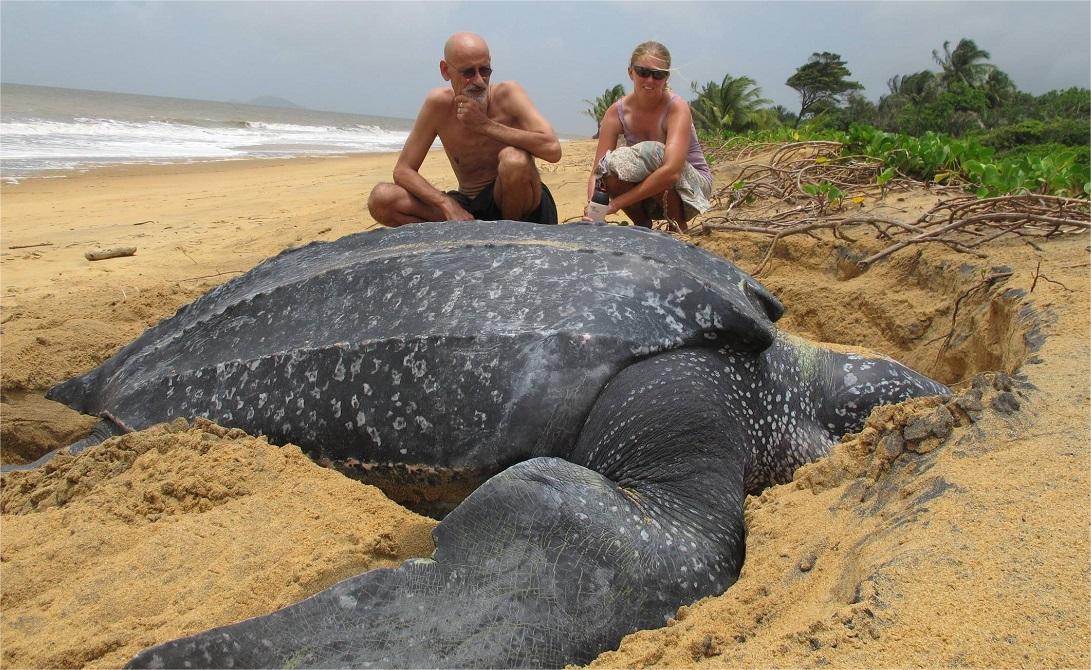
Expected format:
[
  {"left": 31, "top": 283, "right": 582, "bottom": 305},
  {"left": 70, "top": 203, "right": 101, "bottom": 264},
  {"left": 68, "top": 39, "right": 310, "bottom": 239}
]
[
  {"left": 632, "top": 65, "right": 669, "bottom": 81},
  {"left": 458, "top": 65, "right": 493, "bottom": 79}
]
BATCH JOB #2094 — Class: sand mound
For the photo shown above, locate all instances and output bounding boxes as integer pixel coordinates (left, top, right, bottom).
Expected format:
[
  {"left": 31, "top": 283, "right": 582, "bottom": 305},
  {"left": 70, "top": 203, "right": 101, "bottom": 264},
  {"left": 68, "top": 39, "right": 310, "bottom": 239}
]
[{"left": 0, "top": 419, "right": 436, "bottom": 669}]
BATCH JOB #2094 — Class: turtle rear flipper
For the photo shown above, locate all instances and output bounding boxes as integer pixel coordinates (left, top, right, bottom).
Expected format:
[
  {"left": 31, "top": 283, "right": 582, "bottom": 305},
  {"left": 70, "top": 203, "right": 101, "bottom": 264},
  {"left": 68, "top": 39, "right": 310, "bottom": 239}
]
[
  {"left": 125, "top": 454, "right": 745, "bottom": 669},
  {"left": 0, "top": 418, "right": 125, "bottom": 473}
]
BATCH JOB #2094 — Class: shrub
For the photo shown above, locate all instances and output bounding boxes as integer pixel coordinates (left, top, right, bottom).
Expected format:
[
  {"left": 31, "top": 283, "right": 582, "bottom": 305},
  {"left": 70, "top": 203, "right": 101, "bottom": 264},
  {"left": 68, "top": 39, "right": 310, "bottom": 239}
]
[{"left": 972, "top": 119, "right": 1090, "bottom": 152}]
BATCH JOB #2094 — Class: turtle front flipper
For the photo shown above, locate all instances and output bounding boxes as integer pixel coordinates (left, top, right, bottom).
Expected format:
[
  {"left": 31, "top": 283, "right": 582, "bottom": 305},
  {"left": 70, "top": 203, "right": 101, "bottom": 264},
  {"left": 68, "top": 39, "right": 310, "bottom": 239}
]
[{"left": 124, "top": 452, "right": 743, "bottom": 669}]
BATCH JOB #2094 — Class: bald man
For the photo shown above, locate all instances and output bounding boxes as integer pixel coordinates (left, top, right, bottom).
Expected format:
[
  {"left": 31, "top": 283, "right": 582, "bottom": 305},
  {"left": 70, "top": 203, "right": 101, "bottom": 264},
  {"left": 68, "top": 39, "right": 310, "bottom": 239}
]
[{"left": 367, "top": 32, "right": 562, "bottom": 227}]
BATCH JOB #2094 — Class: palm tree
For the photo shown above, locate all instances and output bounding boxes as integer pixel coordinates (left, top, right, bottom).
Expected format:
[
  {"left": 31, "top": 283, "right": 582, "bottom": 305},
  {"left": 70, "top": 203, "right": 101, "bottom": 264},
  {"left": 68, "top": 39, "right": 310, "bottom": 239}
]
[
  {"left": 887, "top": 70, "right": 939, "bottom": 104},
  {"left": 982, "top": 69, "right": 1017, "bottom": 108},
  {"left": 582, "top": 85, "right": 626, "bottom": 138},
  {"left": 932, "top": 39, "right": 995, "bottom": 89},
  {"left": 689, "top": 74, "right": 771, "bottom": 135}
]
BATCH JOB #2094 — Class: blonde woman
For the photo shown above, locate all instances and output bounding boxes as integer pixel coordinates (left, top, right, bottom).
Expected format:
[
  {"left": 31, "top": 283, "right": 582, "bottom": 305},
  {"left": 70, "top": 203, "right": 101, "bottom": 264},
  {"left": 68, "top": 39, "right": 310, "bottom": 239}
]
[{"left": 585, "top": 41, "right": 712, "bottom": 232}]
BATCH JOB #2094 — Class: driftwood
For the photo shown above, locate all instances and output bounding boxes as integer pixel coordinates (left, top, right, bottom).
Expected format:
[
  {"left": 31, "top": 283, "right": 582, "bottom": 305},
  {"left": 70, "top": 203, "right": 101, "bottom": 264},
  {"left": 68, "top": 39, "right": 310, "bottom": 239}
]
[{"left": 85, "top": 246, "right": 137, "bottom": 261}]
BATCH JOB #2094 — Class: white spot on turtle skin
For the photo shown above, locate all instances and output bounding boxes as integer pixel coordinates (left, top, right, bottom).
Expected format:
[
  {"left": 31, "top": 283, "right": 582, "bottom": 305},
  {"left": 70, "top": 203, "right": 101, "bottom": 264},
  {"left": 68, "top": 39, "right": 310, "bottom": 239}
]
[
  {"left": 844, "top": 372, "right": 858, "bottom": 386},
  {"left": 356, "top": 411, "right": 366, "bottom": 427},
  {"left": 366, "top": 426, "right": 381, "bottom": 446},
  {"left": 349, "top": 355, "right": 364, "bottom": 380},
  {"left": 338, "top": 594, "right": 357, "bottom": 609}
]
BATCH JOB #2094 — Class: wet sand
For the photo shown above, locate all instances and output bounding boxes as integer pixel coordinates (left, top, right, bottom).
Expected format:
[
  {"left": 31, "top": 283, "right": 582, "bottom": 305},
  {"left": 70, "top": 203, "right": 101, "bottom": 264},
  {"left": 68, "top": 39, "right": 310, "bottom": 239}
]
[{"left": 1, "top": 142, "right": 1088, "bottom": 668}]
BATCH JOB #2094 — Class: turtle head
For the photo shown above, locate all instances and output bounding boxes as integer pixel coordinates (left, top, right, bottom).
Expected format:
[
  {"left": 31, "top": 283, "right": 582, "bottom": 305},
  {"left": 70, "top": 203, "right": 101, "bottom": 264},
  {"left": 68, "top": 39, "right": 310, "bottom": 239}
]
[{"left": 784, "top": 333, "right": 951, "bottom": 437}]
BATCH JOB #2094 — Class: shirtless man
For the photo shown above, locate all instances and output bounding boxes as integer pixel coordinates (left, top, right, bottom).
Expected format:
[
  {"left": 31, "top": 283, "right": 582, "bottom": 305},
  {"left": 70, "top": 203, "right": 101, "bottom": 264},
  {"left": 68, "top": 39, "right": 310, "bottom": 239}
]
[{"left": 367, "top": 32, "right": 562, "bottom": 226}]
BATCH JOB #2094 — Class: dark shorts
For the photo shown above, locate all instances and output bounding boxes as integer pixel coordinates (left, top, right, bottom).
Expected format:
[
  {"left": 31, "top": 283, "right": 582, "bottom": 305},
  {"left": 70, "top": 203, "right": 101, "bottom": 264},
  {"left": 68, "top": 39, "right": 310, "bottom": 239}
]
[{"left": 447, "top": 181, "right": 557, "bottom": 225}]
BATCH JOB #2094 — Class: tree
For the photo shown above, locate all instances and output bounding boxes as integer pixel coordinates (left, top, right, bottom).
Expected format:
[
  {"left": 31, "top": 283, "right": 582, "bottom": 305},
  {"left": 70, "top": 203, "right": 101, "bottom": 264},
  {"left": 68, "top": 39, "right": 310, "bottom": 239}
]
[
  {"left": 1034, "top": 87, "right": 1091, "bottom": 120},
  {"left": 582, "top": 85, "right": 626, "bottom": 139},
  {"left": 887, "top": 70, "right": 940, "bottom": 104},
  {"left": 932, "top": 39, "right": 994, "bottom": 88},
  {"left": 785, "top": 52, "right": 863, "bottom": 127},
  {"left": 689, "top": 73, "right": 771, "bottom": 135},
  {"left": 842, "top": 91, "right": 878, "bottom": 128},
  {"left": 878, "top": 70, "right": 940, "bottom": 131},
  {"left": 980, "top": 69, "right": 1018, "bottom": 126},
  {"left": 771, "top": 105, "right": 798, "bottom": 126},
  {"left": 898, "top": 83, "right": 990, "bottom": 136}
]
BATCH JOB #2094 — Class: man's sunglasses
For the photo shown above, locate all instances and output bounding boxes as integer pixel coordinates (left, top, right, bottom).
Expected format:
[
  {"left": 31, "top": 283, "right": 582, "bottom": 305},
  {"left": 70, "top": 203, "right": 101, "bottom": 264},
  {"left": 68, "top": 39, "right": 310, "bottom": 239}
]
[
  {"left": 632, "top": 65, "right": 669, "bottom": 81},
  {"left": 458, "top": 65, "right": 493, "bottom": 79}
]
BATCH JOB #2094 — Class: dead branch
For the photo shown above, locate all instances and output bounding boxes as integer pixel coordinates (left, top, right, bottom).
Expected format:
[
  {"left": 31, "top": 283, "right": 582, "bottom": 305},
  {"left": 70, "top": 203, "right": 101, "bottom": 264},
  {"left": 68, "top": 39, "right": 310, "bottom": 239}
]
[{"left": 176, "top": 270, "right": 245, "bottom": 282}]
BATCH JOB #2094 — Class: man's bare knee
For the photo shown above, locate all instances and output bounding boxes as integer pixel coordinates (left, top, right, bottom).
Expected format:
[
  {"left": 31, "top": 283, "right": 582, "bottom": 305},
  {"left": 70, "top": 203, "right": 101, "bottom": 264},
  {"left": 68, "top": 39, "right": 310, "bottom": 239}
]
[
  {"left": 367, "top": 183, "right": 401, "bottom": 223},
  {"left": 497, "top": 146, "right": 534, "bottom": 177}
]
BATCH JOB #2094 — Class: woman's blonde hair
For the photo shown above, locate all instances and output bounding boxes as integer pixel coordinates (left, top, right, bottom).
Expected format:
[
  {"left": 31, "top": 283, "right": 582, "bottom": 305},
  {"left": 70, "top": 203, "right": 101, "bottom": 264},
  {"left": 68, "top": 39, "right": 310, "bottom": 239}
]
[{"left": 629, "top": 41, "right": 671, "bottom": 68}]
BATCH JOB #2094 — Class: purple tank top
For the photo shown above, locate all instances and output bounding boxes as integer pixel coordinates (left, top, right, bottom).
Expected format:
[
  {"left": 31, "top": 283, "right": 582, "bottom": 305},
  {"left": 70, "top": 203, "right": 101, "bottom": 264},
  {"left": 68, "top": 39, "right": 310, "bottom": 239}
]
[{"left": 617, "top": 94, "right": 712, "bottom": 184}]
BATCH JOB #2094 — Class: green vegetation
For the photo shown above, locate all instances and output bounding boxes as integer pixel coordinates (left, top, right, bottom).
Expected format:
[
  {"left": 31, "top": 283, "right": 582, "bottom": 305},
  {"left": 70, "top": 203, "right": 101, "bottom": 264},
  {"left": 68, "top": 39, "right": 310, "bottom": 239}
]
[{"left": 841, "top": 124, "right": 1089, "bottom": 198}]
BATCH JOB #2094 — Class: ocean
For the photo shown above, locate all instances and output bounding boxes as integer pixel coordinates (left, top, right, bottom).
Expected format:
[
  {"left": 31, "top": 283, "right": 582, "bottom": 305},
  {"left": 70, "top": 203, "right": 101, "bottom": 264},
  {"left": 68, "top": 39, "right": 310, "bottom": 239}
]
[{"left": 0, "top": 83, "right": 416, "bottom": 182}]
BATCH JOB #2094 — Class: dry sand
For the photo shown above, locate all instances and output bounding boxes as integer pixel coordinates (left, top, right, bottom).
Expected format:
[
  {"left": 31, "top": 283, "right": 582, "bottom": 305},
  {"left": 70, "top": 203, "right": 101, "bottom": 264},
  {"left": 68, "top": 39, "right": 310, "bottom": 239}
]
[{"left": 1, "top": 142, "right": 1088, "bottom": 668}]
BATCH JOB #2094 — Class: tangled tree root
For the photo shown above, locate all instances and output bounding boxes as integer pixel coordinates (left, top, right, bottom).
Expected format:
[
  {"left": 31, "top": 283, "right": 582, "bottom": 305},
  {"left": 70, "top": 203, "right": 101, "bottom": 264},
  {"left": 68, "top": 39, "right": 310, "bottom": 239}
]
[
  {"left": 675, "top": 140, "right": 1090, "bottom": 275},
  {"left": 701, "top": 194, "right": 1088, "bottom": 276}
]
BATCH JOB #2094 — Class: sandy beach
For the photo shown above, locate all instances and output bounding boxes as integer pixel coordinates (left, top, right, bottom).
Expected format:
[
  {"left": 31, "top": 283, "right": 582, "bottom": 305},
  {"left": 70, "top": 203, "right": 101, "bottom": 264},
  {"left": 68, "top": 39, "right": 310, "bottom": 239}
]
[{"left": 1, "top": 142, "right": 1088, "bottom": 668}]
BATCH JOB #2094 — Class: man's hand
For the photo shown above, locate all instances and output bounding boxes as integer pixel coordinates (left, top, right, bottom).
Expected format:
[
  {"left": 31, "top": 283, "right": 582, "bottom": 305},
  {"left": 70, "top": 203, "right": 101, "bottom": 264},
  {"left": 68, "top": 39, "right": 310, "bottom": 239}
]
[
  {"left": 453, "top": 94, "right": 489, "bottom": 131},
  {"left": 440, "top": 196, "right": 475, "bottom": 221}
]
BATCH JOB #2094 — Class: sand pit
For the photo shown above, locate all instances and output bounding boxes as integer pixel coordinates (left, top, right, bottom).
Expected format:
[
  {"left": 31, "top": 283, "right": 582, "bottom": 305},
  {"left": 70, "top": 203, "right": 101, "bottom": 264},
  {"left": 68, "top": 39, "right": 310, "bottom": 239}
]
[{"left": 1, "top": 143, "right": 1087, "bottom": 668}]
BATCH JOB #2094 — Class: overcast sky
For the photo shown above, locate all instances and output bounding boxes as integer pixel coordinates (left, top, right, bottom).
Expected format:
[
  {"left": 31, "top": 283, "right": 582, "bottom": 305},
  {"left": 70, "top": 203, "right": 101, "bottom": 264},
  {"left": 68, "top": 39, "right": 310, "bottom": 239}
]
[{"left": 2, "top": 1, "right": 1088, "bottom": 135}]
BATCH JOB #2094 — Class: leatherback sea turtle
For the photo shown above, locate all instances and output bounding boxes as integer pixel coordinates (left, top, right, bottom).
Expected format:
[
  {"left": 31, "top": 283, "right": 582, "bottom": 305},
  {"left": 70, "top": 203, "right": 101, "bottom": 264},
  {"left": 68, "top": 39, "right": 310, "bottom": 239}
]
[{"left": 42, "top": 221, "right": 948, "bottom": 668}]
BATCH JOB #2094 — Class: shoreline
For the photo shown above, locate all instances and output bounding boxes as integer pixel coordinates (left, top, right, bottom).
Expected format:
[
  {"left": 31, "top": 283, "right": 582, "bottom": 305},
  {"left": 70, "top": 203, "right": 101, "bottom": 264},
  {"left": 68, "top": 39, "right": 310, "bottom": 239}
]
[
  {"left": 1, "top": 150, "right": 414, "bottom": 187},
  {"left": 1, "top": 137, "right": 591, "bottom": 187},
  {"left": 1, "top": 140, "right": 603, "bottom": 255}
]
